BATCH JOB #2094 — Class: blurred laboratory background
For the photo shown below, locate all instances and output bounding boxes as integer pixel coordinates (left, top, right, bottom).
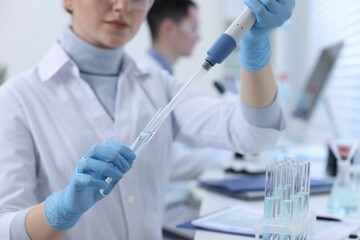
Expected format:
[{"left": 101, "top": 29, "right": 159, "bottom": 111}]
[{"left": 0, "top": 0, "right": 359, "bottom": 145}]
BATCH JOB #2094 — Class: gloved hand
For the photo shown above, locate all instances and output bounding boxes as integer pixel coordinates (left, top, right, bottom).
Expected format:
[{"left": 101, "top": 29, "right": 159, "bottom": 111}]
[
  {"left": 44, "top": 140, "right": 136, "bottom": 231},
  {"left": 240, "top": 0, "right": 295, "bottom": 71}
]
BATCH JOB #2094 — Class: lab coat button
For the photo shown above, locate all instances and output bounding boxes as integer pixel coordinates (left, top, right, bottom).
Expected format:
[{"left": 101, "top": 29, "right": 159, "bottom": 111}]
[{"left": 127, "top": 195, "right": 135, "bottom": 204}]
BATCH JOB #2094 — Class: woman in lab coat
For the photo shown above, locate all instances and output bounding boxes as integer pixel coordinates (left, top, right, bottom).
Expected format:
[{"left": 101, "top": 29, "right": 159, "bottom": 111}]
[{"left": 0, "top": 0, "right": 294, "bottom": 239}]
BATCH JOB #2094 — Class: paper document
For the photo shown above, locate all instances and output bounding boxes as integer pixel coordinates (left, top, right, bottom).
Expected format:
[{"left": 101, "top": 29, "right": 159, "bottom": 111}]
[
  {"left": 191, "top": 206, "right": 260, "bottom": 236},
  {"left": 314, "top": 219, "right": 360, "bottom": 240}
]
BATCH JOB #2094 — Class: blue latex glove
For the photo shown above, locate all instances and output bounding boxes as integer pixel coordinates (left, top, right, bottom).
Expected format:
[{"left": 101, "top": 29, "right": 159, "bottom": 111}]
[
  {"left": 240, "top": 0, "right": 295, "bottom": 71},
  {"left": 44, "top": 140, "right": 136, "bottom": 231}
]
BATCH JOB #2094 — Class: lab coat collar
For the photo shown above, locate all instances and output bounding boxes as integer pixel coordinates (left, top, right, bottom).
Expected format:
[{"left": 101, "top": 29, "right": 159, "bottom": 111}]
[
  {"left": 37, "top": 41, "right": 150, "bottom": 82},
  {"left": 37, "top": 41, "right": 73, "bottom": 82}
]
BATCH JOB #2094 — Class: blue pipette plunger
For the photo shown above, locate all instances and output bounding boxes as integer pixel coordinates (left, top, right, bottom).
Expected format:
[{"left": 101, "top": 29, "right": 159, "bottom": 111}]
[{"left": 204, "top": 8, "right": 255, "bottom": 68}]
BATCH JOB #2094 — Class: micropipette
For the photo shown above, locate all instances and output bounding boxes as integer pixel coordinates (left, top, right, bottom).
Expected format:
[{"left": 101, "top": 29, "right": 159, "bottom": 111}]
[{"left": 100, "top": 7, "right": 256, "bottom": 196}]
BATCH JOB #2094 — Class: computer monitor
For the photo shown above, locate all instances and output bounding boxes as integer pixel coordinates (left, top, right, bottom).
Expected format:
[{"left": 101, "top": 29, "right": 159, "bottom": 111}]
[
  {"left": 287, "top": 42, "right": 343, "bottom": 143},
  {"left": 292, "top": 41, "right": 343, "bottom": 121}
]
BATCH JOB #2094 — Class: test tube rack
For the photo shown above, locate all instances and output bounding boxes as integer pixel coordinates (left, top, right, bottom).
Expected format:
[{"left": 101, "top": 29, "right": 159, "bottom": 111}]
[{"left": 254, "top": 159, "right": 315, "bottom": 240}]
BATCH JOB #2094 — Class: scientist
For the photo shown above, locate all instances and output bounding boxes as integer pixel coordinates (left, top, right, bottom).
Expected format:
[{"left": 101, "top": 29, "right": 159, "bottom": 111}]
[{"left": 0, "top": 0, "right": 294, "bottom": 239}]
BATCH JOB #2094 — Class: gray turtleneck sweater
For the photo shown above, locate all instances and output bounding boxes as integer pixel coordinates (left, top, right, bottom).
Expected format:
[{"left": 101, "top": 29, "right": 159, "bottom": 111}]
[{"left": 60, "top": 27, "right": 124, "bottom": 120}]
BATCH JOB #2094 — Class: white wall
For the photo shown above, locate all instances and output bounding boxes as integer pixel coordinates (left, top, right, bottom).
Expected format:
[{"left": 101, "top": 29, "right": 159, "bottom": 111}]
[
  {"left": 272, "top": 0, "right": 309, "bottom": 112},
  {"left": 0, "top": 1, "right": 71, "bottom": 78}
]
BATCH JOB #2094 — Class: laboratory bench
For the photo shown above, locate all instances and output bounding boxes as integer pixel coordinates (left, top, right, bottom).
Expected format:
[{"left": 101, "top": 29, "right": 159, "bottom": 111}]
[{"left": 186, "top": 146, "right": 360, "bottom": 240}]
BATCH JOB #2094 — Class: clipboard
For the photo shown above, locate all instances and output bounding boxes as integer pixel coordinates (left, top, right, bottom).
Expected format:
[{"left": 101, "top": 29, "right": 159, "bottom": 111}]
[{"left": 199, "top": 175, "right": 333, "bottom": 200}]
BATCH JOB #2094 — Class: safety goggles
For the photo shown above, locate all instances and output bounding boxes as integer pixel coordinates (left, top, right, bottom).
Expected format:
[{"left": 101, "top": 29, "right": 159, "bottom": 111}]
[
  {"left": 108, "top": 0, "right": 155, "bottom": 11},
  {"left": 178, "top": 20, "right": 199, "bottom": 39}
]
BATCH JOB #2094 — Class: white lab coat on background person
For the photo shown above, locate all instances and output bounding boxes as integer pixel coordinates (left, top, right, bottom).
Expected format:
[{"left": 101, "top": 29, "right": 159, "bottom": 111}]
[{"left": 0, "top": 42, "right": 285, "bottom": 240}]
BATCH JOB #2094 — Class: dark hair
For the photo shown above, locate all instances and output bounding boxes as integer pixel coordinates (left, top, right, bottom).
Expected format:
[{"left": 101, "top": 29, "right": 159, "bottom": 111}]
[{"left": 147, "top": 0, "right": 197, "bottom": 41}]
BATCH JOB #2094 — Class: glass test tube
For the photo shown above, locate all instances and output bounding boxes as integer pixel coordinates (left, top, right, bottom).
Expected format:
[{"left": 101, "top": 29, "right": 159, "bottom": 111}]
[{"left": 264, "top": 164, "right": 276, "bottom": 225}]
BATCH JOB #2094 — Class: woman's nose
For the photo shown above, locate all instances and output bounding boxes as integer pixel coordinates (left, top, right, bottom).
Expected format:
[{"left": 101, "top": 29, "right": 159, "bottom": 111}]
[{"left": 111, "top": 0, "right": 132, "bottom": 12}]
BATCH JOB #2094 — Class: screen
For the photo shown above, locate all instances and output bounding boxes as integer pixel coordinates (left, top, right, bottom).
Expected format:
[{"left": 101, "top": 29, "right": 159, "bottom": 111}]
[{"left": 292, "top": 42, "right": 343, "bottom": 121}]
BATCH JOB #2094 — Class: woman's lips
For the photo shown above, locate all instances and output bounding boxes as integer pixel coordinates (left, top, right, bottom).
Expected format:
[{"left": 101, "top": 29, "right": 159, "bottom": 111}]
[{"left": 106, "top": 21, "right": 129, "bottom": 30}]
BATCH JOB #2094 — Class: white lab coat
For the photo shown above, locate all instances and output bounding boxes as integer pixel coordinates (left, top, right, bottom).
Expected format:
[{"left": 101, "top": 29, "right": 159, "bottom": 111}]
[{"left": 0, "top": 42, "right": 283, "bottom": 240}]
